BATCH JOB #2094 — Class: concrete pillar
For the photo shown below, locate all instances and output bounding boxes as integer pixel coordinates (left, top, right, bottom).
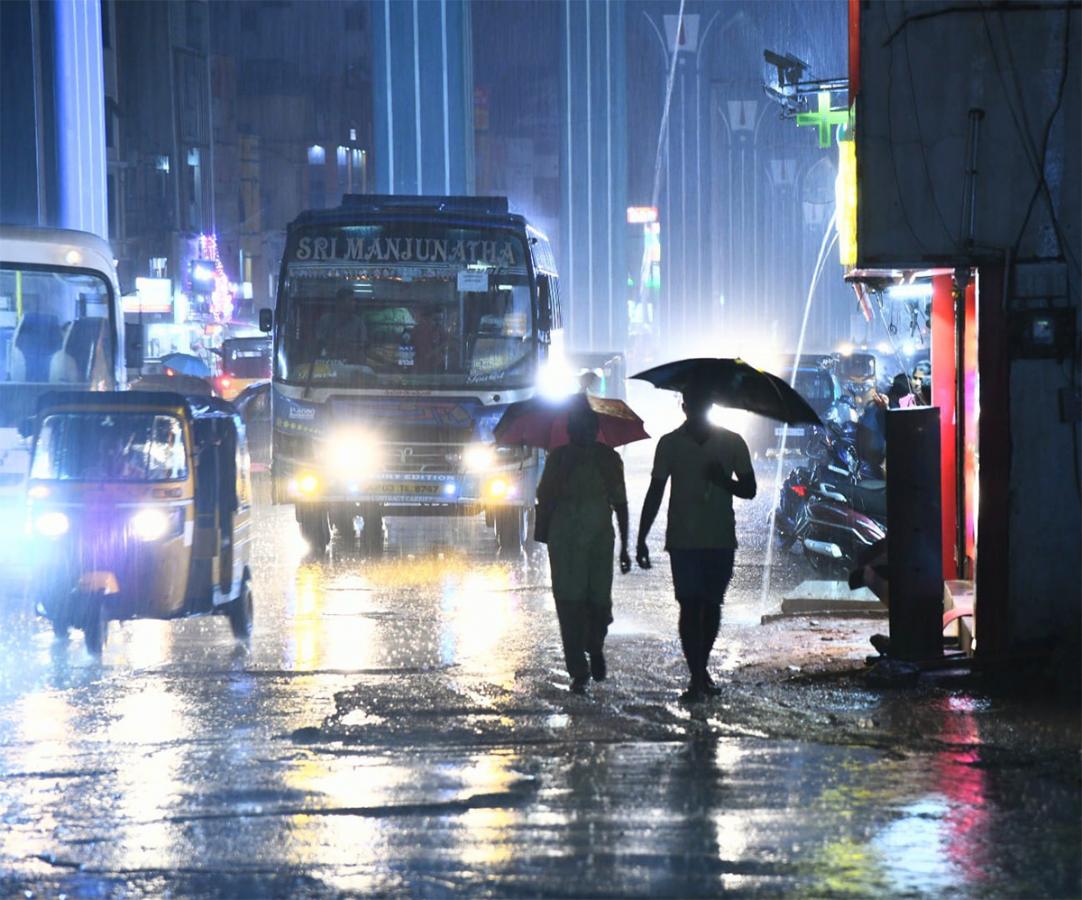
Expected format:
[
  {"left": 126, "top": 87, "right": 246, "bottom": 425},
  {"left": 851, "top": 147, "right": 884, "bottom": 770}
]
[
  {"left": 370, "top": 0, "right": 475, "bottom": 196},
  {"left": 0, "top": 0, "right": 108, "bottom": 237},
  {"left": 559, "top": 0, "right": 628, "bottom": 352}
]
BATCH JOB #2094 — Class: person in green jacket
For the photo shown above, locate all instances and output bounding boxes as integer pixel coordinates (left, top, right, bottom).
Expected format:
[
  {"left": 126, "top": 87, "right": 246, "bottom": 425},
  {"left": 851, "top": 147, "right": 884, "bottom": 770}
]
[{"left": 536, "top": 401, "right": 632, "bottom": 694}]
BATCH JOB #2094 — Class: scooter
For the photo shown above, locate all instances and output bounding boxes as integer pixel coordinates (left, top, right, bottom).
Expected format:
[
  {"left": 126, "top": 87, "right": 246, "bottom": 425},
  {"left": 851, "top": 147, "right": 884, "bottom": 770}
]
[{"left": 775, "top": 426, "right": 887, "bottom": 573}]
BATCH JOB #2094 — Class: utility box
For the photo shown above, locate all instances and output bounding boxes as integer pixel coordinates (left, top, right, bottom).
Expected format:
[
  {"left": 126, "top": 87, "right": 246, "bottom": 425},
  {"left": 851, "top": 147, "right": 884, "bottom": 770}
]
[{"left": 886, "top": 407, "right": 943, "bottom": 661}]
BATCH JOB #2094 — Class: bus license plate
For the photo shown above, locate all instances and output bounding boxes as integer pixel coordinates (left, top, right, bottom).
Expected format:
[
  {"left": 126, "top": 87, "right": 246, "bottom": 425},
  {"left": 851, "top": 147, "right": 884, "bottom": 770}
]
[
  {"left": 775, "top": 427, "right": 805, "bottom": 436},
  {"left": 370, "top": 482, "right": 445, "bottom": 496}
]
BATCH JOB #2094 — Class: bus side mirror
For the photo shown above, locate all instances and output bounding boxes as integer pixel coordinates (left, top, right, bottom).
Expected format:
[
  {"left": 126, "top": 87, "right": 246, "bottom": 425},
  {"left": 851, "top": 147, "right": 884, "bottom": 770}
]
[
  {"left": 124, "top": 322, "right": 144, "bottom": 371},
  {"left": 258, "top": 308, "right": 273, "bottom": 333},
  {"left": 537, "top": 275, "right": 553, "bottom": 332}
]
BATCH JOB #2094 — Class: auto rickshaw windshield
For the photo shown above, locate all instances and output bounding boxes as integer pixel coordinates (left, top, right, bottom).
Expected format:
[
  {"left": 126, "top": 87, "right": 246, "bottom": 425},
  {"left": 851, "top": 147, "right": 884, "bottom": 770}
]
[{"left": 31, "top": 412, "right": 189, "bottom": 482}]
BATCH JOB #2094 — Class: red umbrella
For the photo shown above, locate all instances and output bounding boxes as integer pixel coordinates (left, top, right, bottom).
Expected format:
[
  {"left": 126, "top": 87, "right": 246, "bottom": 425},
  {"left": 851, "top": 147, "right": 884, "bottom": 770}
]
[{"left": 494, "top": 393, "right": 649, "bottom": 450}]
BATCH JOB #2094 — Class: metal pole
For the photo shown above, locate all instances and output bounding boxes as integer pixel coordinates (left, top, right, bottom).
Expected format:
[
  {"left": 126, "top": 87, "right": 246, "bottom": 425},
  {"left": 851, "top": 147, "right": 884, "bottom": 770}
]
[{"left": 960, "top": 108, "right": 984, "bottom": 249}]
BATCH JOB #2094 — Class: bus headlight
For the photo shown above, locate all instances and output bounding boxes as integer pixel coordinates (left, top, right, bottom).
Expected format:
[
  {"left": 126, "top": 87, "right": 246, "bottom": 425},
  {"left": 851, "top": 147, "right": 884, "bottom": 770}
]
[
  {"left": 485, "top": 477, "right": 519, "bottom": 500},
  {"left": 707, "top": 405, "right": 751, "bottom": 438},
  {"left": 463, "top": 443, "right": 496, "bottom": 472},
  {"left": 130, "top": 508, "right": 171, "bottom": 542},
  {"left": 34, "top": 511, "right": 70, "bottom": 538},
  {"left": 325, "top": 431, "right": 382, "bottom": 478}
]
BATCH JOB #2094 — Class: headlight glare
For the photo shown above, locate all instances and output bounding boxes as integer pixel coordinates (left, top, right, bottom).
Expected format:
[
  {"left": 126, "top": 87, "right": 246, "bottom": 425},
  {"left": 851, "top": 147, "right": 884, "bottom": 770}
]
[
  {"left": 463, "top": 443, "right": 496, "bottom": 472},
  {"left": 130, "top": 508, "right": 171, "bottom": 542},
  {"left": 35, "top": 511, "right": 70, "bottom": 538},
  {"left": 325, "top": 431, "right": 382, "bottom": 477},
  {"left": 297, "top": 473, "right": 320, "bottom": 496}
]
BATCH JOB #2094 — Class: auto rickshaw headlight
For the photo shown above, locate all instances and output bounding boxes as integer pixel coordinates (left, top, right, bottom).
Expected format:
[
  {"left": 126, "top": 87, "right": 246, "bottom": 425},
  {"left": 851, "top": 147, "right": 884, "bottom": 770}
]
[
  {"left": 130, "top": 507, "right": 172, "bottom": 542},
  {"left": 34, "top": 511, "right": 70, "bottom": 538}
]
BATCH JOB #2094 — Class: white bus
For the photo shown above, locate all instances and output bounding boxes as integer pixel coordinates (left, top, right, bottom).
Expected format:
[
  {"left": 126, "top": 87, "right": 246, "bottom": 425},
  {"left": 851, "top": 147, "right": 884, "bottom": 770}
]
[{"left": 0, "top": 226, "right": 127, "bottom": 561}]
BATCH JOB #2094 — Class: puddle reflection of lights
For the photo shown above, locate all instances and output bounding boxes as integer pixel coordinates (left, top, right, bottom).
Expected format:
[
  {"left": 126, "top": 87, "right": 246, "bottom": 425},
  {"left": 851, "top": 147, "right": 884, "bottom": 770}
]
[
  {"left": 440, "top": 568, "right": 520, "bottom": 686},
  {"left": 7, "top": 693, "right": 77, "bottom": 862},
  {"left": 290, "top": 568, "right": 380, "bottom": 672},
  {"left": 455, "top": 755, "right": 519, "bottom": 867},
  {"left": 874, "top": 795, "right": 956, "bottom": 893},
  {"left": 284, "top": 758, "right": 411, "bottom": 877},
  {"left": 710, "top": 741, "right": 751, "bottom": 867},
  {"left": 112, "top": 685, "right": 189, "bottom": 869}
]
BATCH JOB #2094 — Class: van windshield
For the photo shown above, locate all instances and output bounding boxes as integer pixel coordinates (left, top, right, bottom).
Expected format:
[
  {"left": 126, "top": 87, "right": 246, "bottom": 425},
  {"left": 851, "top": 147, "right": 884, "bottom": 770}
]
[
  {"left": 222, "top": 339, "right": 272, "bottom": 378},
  {"left": 31, "top": 412, "right": 188, "bottom": 482}
]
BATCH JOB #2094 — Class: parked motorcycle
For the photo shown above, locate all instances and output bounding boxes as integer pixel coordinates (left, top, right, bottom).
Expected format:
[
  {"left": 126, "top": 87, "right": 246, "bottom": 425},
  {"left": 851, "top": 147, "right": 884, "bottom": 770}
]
[{"left": 775, "top": 422, "right": 887, "bottom": 574}]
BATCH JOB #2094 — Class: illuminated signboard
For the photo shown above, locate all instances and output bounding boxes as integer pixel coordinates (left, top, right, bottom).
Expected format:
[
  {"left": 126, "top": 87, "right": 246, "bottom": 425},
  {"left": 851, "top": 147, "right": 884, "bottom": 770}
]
[
  {"left": 835, "top": 126, "right": 857, "bottom": 267},
  {"left": 124, "top": 277, "right": 173, "bottom": 314}
]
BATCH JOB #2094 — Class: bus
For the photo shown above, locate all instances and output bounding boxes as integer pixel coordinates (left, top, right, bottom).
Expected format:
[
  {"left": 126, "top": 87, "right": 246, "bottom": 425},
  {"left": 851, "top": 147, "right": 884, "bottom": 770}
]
[
  {"left": 0, "top": 226, "right": 127, "bottom": 566},
  {"left": 262, "top": 195, "right": 564, "bottom": 555}
]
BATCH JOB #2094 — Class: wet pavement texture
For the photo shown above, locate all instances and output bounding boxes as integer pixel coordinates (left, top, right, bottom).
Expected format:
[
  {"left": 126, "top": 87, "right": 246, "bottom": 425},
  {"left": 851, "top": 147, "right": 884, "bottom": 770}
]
[{"left": 0, "top": 407, "right": 1079, "bottom": 898}]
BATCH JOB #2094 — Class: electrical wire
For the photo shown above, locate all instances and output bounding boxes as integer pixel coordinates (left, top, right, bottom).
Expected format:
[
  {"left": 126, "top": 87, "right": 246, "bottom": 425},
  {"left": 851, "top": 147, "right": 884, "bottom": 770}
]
[
  {"left": 979, "top": 4, "right": 1081, "bottom": 276},
  {"left": 881, "top": 5, "right": 936, "bottom": 255},
  {"left": 899, "top": 1, "right": 958, "bottom": 250},
  {"left": 1002, "top": 9, "right": 1076, "bottom": 263},
  {"left": 881, "top": 1, "right": 1081, "bottom": 46}
]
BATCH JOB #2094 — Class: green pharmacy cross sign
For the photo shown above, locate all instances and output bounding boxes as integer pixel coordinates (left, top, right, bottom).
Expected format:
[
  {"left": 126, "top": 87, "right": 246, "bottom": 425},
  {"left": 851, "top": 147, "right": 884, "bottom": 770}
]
[{"left": 797, "top": 91, "right": 851, "bottom": 148}]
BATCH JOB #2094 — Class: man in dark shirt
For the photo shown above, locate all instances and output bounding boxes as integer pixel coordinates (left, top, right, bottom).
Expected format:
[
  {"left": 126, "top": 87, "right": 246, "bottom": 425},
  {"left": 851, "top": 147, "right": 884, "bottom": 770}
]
[{"left": 637, "top": 385, "right": 757, "bottom": 702}]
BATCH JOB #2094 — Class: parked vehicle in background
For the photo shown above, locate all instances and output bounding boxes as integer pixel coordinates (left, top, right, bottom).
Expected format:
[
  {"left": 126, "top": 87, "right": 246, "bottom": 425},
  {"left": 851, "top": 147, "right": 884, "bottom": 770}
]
[
  {"left": 263, "top": 194, "right": 564, "bottom": 555},
  {"left": 746, "top": 354, "right": 840, "bottom": 458},
  {"left": 214, "top": 335, "right": 272, "bottom": 402},
  {"left": 0, "top": 226, "right": 130, "bottom": 569},
  {"left": 775, "top": 420, "right": 887, "bottom": 574},
  {"left": 834, "top": 350, "right": 878, "bottom": 410}
]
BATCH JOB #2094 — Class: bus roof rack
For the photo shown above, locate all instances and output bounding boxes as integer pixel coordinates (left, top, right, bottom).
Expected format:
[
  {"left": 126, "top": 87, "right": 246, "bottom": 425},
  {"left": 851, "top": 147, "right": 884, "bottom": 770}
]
[{"left": 339, "top": 195, "right": 509, "bottom": 215}]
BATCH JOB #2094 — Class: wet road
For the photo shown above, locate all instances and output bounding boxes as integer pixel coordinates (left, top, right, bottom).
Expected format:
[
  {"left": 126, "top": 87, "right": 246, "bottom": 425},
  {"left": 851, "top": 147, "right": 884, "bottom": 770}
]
[{"left": 1, "top": 401, "right": 1079, "bottom": 897}]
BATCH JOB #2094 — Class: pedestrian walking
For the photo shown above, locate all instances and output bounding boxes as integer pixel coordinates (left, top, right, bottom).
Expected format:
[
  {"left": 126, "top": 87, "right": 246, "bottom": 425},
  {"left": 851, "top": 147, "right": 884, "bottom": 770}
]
[
  {"left": 535, "top": 400, "right": 632, "bottom": 694},
  {"left": 636, "top": 385, "right": 757, "bottom": 702}
]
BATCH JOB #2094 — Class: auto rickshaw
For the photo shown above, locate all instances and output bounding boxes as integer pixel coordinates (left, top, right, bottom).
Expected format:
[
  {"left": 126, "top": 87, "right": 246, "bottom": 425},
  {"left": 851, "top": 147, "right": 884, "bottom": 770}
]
[{"left": 24, "top": 390, "right": 254, "bottom": 654}]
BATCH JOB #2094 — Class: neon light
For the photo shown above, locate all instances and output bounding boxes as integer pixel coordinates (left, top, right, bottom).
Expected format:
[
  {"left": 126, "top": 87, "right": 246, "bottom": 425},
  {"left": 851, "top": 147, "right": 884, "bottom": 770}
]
[
  {"left": 195, "top": 233, "right": 235, "bottom": 321},
  {"left": 797, "top": 91, "right": 851, "bottom": 149}
]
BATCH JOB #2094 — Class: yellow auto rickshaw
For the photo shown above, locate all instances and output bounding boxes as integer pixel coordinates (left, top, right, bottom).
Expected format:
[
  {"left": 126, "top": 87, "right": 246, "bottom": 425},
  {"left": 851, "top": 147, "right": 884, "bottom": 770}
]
[{"left": 24, "top": 390, "right": 254, "bottom": 654}]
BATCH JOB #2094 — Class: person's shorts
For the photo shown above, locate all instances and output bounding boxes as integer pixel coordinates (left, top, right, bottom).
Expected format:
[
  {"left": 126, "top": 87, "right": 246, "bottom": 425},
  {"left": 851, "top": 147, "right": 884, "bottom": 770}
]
[{"left": 669, "top": 548, "right": 736, "bottom": 606}]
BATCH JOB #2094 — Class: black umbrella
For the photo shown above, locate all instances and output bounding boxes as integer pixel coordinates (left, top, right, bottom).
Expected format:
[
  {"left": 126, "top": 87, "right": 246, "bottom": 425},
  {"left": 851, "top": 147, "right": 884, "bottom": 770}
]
[{"left": 631, "top": 357, "right": 822, "bottom": 426}]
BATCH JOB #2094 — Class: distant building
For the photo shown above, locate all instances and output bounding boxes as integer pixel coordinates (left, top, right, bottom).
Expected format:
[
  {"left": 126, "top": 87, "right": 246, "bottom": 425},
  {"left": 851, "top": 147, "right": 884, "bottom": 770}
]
[
  {"left": 0, "top": 0, "right": 108, "bottom": 238},
  {"left": 114, "top": 0, "right": 215, "bottom": 293},
  {"left": 208, "top": 0, "right": 373, "bottom": 308}
]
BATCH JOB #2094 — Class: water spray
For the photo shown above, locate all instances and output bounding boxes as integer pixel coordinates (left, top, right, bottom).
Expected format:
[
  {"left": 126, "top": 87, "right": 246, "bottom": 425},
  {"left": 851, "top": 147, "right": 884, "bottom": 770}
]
[{"left": 758, "top": 210, "right": 838, "bottom": 609}]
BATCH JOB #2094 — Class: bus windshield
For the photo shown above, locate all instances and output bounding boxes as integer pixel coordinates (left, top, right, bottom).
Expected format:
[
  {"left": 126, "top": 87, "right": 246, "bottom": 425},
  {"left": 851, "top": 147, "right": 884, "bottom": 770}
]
[
  {"left": 31, "top": 412, "right": 188, "bottom": 482},
  {"left": 277, "top": 224, "right": 534, "bottom": 389},
  {"left": 0, "top": 266, "right": 114, "bottom": 424}
]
